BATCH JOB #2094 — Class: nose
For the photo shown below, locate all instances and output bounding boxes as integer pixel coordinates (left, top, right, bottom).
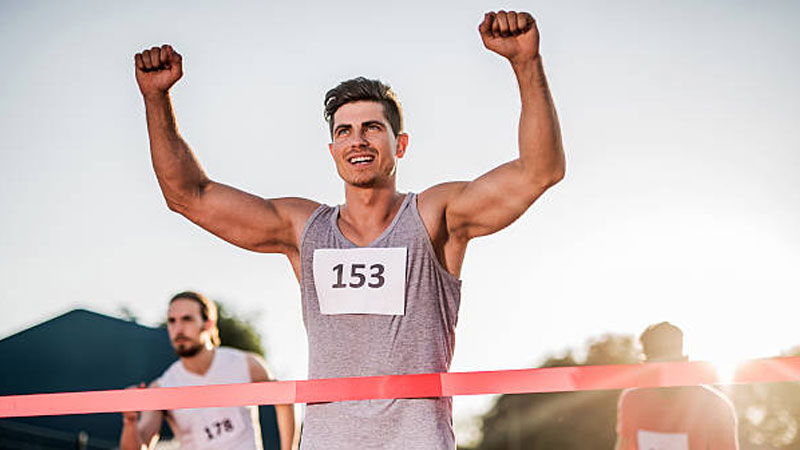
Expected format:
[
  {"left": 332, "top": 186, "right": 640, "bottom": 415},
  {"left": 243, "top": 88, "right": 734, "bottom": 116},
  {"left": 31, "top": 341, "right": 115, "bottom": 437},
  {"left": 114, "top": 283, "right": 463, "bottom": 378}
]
[{"left": 352, "top": 127, "right": 369, "bottom": 146}]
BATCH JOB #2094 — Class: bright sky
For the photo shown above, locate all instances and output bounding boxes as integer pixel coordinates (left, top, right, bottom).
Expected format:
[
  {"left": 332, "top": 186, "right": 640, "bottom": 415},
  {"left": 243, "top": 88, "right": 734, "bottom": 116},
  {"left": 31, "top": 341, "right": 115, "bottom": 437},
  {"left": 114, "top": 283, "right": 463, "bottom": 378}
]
[{"left": 1, "top": 0, "right": 798, "bottom": 445}]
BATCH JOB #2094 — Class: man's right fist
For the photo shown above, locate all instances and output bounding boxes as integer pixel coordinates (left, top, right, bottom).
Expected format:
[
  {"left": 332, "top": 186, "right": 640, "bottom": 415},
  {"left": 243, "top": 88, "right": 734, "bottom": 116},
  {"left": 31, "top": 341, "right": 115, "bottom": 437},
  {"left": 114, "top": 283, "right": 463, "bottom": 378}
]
[
  {"left": 134, "top": 44, "right": 183, "bottom": 98},
  {"left": 121, "top": 382, "right": 147, "bottom": 425}
]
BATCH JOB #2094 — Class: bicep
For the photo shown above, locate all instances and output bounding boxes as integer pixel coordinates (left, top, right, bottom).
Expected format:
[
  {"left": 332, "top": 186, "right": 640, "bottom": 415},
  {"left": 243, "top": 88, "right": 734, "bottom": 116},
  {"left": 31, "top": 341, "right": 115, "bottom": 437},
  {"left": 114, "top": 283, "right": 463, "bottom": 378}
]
[
  {"left": 444, "top": 160, "right": 552, "bottom": 240},
  {"left": 178, "top": 181, "right": 319, "bottom": 254}
]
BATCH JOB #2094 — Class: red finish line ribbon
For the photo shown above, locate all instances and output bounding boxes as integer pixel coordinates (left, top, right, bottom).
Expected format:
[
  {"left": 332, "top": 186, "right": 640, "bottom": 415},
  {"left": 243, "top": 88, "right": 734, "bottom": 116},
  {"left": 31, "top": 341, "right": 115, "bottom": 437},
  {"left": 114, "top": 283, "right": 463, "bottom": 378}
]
[{"left": 3, "top": 357, "right": 800, "bottom": 418}]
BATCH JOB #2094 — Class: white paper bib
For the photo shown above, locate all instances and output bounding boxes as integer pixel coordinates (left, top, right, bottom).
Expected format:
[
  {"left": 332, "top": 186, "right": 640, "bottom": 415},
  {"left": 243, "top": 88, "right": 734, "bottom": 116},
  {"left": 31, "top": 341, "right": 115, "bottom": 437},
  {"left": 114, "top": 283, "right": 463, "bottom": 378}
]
[
  {"left": 313, "top": 247, "right": 407, "bottom": 315},
  {"left": 637, "top": 430, "right": 689, "bottom": 450},
  {"left": 189, "top": 406, "right": 247, "bottom": 449}
]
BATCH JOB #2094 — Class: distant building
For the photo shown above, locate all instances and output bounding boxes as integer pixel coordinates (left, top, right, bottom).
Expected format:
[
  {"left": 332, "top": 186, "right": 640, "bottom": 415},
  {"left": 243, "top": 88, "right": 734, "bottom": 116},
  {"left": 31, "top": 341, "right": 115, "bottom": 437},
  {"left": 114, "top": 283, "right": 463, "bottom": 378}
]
[{"left": 0, "top": 309, "right": 282, "bottom": 449}]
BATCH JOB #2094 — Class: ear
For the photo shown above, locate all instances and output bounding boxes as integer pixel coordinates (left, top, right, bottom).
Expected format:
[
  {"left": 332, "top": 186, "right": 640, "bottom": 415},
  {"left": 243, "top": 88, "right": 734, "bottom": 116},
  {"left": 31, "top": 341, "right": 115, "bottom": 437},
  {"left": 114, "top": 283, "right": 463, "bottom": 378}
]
[
  {"left": 328, "top": 142, "right": 335, "bottom": 158},
  {"left": 395, "top": 133, "right": 409, "bottom": 159}
]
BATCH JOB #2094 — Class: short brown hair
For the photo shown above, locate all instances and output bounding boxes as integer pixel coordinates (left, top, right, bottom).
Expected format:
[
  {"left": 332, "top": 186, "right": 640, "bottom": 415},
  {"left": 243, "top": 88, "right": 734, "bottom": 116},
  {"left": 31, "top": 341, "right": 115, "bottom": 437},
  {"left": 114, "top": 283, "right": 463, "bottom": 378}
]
[
  {"left": 169, "top": 291, "right": 221, "bottom": 347},
  {"left": 324, "top": 77, "right": 403, "bottom": 137},
  {"left": 640, "top": 321, "right": 683, "bottom": 361}
]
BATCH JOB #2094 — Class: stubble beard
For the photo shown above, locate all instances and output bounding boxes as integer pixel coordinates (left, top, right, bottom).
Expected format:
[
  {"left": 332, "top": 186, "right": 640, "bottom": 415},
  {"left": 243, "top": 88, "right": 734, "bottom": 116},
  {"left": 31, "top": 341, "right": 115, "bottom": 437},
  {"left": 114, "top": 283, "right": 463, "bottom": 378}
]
[
  {"left": 347, "top": 174, "right": 378, "bottom": 188},
  {"left": 340, "top": 162, "right": 396, "bottom": 189},
  {"left": 174, "top": 342, "right": 204, "bottom": 358},
  {"left": 338, "top": 164, "right": 377, "bottom": 188}
]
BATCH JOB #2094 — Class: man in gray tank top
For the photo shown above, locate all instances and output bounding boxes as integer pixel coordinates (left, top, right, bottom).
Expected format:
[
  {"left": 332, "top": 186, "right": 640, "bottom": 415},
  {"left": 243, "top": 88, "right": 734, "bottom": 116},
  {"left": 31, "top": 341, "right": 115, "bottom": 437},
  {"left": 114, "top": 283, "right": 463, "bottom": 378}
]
[{"left": 134, "top": 10, "right": 565, "bottom": 449}]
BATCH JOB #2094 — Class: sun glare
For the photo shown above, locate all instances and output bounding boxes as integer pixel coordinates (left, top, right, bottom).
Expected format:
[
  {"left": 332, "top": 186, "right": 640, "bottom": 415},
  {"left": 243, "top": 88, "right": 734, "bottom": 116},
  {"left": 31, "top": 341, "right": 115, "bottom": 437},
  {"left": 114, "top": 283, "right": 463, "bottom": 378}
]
[{"left": 708, "top": 358, "right": 743, "bottom": 385}]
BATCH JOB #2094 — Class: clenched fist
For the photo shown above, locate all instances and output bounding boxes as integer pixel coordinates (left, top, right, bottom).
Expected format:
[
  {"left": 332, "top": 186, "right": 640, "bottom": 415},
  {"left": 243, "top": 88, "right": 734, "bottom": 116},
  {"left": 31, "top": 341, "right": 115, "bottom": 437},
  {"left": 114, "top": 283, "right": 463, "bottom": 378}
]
[
  {"left": 134, "top": 44, "right": 183, "bottom": 98},
  {"left": 121, "top": 382, "right": 146, "bottom": 424},
  {"left": 479, "top": 11, "right": 540, "bottom": 65}
]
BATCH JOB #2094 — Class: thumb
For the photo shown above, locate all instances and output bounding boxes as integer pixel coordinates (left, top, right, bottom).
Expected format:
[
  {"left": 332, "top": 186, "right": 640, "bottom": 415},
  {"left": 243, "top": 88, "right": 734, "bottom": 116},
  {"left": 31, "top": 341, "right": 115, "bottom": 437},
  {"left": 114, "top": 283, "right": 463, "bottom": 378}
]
[
  {"left": 159, "top": 44, "right": 182, "bottom": 68},
  {"left": 478, "top": 13, "right": 494, "bottom": 36},
  {"left": 168, "top": 47, "right": 182, "bottom": 66}
]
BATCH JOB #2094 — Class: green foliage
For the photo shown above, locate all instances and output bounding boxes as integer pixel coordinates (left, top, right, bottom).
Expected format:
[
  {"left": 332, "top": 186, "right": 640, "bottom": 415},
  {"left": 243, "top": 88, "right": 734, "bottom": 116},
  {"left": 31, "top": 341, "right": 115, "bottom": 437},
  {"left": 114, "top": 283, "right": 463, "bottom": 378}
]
[
  {"left": 474, "top": 333, "right": 637, "bottom": 450},
  {"left": 471, "top": 333, "right": 800, "bottom": 450},
  {"left": 117, "top": 305, "right": 140, "bottom": 323},
  {"left": 731, "top": 346, "right": 800, "bottom": 450},
  {"left": 216, "top": 302, "right": 266, "bottom": 357},
  {"left": 584, "top": 333, "right": 640, "bottom": 366},
  {"left": 732, "top": 382, "right": 800, "bottom": 449}
]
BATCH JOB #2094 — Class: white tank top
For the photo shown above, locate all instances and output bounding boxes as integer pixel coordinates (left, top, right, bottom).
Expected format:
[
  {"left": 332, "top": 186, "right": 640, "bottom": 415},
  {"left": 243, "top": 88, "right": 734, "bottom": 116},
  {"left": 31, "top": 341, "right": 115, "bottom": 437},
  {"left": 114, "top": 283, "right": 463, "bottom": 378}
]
[{"left": 157, "top": 347, "right": 263, "bottom": 450}]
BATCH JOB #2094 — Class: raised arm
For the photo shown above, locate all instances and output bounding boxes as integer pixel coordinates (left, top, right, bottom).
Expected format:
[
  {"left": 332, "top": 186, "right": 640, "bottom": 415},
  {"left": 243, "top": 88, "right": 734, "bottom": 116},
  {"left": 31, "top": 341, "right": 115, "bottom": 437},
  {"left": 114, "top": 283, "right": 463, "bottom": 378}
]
[
  {"left": 421, "top": 11, "right": 564, "bottom": 264},
  {"left": 134, "top": 45, "right": 318, "bottom": 261}
]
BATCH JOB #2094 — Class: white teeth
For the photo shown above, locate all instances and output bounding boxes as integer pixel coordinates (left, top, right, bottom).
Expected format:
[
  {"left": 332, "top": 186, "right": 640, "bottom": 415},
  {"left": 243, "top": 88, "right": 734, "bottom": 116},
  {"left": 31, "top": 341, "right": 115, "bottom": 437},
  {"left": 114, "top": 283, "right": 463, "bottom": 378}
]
[{"left": 349, "top": 156, "right": 374, "bottom": 164}]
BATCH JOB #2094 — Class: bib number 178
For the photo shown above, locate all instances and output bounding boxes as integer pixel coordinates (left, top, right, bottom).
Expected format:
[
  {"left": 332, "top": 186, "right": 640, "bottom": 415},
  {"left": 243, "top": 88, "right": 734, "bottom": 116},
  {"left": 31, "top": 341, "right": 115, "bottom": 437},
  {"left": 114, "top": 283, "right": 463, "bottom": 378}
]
[{"left": 332, "top": 263, "right": 385, "bottom": 289}]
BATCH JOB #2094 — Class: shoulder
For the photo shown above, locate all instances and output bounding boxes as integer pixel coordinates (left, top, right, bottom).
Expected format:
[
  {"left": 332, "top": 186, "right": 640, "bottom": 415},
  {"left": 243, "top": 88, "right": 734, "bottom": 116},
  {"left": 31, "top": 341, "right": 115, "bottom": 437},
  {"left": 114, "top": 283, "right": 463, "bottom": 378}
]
[
  {"left": 216, "top": 347, "right": 271, "bottom": 382},
  {"left": 698, "top": 385, "right": 736, "bottom": 412},
  {"left": 419, "top": 182, "right": 468, "bottom": 212},
  {"left": 217, "top": 346, "right": 254, "bottom": 366},
  {"left": 617, "top": 388, "right": 638, "bottom": 408},
  {"left": 296, "top": 199, "right": 336, "bottom": 241},
  {"left": 273, "top": 197, "right": 323, "bottom": 229},
  {"left": 418, "top": 182, "right": 468, "bottom": 231},
  {"left": 617, "top": 387, "right": 657, "bottom": 410},
  {"left": 243, "top": 351, "right": 273, "bottom": 382},
  {"left": 275, "top": 197, "right": 321, "bottom": 216}
]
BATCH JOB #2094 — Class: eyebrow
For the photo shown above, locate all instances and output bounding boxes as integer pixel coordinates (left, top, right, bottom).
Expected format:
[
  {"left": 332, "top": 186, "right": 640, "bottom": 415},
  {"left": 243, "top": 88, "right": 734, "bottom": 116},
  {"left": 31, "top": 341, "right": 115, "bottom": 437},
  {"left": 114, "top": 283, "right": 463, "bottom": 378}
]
[
  {"left": 333, "top": 124, "right": 352, "bottom": 134},
  {"left": 167, "top": 314, "right": 195, "bottom": 321},
  {"left": 334, "top": 120, "right": 385, "bottom": 133},
  {"left": 362, "top": 120, "right": 383, "bottom": 127}
]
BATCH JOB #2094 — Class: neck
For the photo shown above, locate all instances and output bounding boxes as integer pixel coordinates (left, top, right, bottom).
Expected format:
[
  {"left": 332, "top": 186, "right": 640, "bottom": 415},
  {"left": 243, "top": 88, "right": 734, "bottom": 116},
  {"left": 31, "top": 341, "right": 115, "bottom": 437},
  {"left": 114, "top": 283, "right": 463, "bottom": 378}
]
[
  {"left": 342, "top": 180, "right": 402, "bottom": 222},
  {"left": 339, "top": 183, "right": 405, "bottom": 246},
  {"left": 180, "top": 345, "right": 215, "bottom": 376}
]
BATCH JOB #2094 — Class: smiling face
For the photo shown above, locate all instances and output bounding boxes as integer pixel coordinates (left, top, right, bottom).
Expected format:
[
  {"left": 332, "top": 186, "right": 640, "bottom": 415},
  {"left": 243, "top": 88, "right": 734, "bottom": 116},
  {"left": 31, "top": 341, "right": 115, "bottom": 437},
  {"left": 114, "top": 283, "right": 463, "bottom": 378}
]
[
  {"left": 167, "top": 298, "right": 212, "bottom": 358},
  {"left": 328, "top": 101, "right": 408, "bottom": 188}
]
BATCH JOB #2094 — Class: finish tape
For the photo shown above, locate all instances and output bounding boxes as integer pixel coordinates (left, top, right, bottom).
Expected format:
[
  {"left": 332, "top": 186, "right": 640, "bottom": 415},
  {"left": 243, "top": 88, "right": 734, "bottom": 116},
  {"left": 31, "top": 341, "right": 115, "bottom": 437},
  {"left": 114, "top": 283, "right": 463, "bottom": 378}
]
[{"left": 2, "top": 356, "right": 800, "bottom": 418}]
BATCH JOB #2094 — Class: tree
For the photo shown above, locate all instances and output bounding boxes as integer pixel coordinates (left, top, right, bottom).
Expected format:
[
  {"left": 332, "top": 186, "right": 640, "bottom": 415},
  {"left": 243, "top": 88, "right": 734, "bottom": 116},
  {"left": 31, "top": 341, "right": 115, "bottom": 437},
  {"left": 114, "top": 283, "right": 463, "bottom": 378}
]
[
  {"left": 730, "top": 346, "right": 800, "bottom": 449},
  {"left": 471, "top": 333, "right": 800, "bottom": 450},
  {"left": 216, "top": 302, "right": 266, "bottom": 357},
  {"left": 473, "top": 333, "right": 639, "bottom": 450}
]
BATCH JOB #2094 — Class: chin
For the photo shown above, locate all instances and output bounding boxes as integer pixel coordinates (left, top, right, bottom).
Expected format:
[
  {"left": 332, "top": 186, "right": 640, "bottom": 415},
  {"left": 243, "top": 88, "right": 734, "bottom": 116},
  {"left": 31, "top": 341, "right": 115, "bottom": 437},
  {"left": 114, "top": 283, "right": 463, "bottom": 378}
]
[
  {"left": 342, "top": 173, "right": 378, "bottom": 188},
  {"left": 174, "top": 343, "right": 203, "bottom": 358},
  {"left": 348, "top": 178, "right": 377, "bottom": 188}
]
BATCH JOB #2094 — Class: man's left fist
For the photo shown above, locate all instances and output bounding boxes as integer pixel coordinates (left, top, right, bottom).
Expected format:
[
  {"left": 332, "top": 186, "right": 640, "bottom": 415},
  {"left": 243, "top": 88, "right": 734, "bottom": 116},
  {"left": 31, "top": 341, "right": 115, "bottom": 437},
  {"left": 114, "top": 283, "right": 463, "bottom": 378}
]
[{"left": 479, "top": 11, "right": 540, "bottom": 65}]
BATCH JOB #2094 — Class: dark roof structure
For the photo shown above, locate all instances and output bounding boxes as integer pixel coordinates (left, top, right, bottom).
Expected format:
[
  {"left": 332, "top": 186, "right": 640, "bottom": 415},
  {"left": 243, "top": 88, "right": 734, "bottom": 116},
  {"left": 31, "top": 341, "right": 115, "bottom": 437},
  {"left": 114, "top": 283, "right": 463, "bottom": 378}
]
[{"left": 0, "top": 309, "right": 282, "bottom": 449}]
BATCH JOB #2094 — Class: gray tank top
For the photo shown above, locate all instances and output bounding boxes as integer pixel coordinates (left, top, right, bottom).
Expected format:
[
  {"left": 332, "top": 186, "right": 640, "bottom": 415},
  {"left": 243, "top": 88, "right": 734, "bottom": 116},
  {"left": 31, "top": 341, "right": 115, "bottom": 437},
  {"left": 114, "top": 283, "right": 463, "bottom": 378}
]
[{"left": 298, "top": 193, "right": 461, "bottom": 449}]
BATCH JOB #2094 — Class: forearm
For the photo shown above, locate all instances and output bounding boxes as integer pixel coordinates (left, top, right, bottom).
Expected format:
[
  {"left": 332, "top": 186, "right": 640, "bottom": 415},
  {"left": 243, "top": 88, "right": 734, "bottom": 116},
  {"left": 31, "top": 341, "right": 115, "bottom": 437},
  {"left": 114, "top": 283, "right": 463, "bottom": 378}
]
[
  {"left": 143, "top": 92, "right": 210, "bottom": 212},
  {"left": 511, "top": 56, "right": 565, "bottom": 187},
  {"left": 120, "top": 418, "right": 144, "bottom": 450},
  {"left": 275, "top": 404, "right": 296, "bottom": 450}
]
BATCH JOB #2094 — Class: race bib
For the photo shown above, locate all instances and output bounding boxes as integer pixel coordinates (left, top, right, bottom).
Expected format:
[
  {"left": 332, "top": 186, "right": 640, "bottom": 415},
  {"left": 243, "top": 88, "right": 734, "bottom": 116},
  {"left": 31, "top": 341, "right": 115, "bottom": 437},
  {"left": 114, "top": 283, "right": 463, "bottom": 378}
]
[
  {"left": 637, "top": 430, "right": 689, "bottom": 450},
  {"left": 313, "top": 247, "right": 407, "bottom": 315},
  {"left": 190, "top": 407, "right": 246, "bottom": 449}
]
